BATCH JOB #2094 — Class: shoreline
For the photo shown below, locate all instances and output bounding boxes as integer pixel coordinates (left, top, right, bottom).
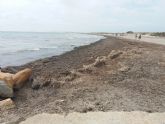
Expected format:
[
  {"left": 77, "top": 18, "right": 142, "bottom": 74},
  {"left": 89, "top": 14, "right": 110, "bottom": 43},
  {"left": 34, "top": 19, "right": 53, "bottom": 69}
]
[
  {"left": 2, "top": 36, "right": 105, "bottom": 69},
  {"left": 1, "top": 36, "right": 165, "bottom": 123},
  {"left": 3, "top": 36, "right": 123, "bottom": 75},
  {"left": 3, "top": 34, "right": 164, "bottom": 70},
  {"left": 0, "top": 32, "right": 104, "bottom": 68}
]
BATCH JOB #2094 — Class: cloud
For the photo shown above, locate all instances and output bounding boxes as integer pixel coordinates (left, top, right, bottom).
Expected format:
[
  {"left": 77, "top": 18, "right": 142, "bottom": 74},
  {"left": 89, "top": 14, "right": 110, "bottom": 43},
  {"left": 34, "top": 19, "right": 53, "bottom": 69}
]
[{"left": 0, "top": 0, "right": 164, "bottom": 32}]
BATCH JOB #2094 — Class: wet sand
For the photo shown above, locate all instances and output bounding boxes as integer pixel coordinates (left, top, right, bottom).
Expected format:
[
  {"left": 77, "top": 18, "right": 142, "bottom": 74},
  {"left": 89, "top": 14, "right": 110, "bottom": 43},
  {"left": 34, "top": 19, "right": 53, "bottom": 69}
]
[{"left": 1, "top": 36, "right": 165, "bottom": 123}]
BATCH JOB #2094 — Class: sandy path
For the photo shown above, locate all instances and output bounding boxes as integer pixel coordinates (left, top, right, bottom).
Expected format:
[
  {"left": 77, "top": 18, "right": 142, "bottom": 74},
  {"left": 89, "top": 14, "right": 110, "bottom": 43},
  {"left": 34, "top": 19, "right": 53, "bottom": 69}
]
[
  {"left": 119, "top": 34, "right": 165, "bottom": 45},
  {"left": 21, "top": 111, "right": 165, "bottom": 124}
]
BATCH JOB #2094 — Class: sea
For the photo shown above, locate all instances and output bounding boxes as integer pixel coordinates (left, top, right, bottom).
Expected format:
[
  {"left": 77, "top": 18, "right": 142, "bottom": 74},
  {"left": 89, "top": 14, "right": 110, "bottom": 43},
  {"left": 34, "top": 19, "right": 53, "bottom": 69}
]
[{"left": 0, "top": 32, "right": 104, "bottom": 67}]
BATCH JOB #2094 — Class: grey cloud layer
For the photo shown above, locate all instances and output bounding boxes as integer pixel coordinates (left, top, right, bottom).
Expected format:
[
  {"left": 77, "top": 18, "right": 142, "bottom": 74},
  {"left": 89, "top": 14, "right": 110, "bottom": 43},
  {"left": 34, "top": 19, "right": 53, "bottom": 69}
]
[{"left": 0, "top": 0, "right": 164, "bottom": 32}]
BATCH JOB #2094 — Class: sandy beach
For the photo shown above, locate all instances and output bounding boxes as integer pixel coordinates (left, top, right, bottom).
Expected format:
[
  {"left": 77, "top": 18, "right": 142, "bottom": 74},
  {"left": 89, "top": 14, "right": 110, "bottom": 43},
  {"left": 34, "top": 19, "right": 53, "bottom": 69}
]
[
  {"left": 120, "top": 33, "right": 165, "bottom": 45},
  {"left": 1, "top": 36, "right": 165, "bottom": 123}
]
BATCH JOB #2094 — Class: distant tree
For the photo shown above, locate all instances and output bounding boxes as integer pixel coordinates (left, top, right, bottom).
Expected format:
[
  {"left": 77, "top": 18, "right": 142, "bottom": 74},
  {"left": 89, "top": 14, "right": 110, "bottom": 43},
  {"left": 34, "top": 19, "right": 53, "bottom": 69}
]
[
  {"left": 151, "top": 32, "right": 165, "bottom": 37},
  {"left": 126, "top": 31, "right": 134, "bottom": 34}
]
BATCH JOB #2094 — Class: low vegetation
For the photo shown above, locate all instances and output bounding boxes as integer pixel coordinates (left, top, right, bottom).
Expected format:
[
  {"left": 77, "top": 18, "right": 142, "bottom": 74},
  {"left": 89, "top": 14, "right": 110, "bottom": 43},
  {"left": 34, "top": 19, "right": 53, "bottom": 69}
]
[{"left": 151, "top": 32, "right": 165, "bottom": 37}]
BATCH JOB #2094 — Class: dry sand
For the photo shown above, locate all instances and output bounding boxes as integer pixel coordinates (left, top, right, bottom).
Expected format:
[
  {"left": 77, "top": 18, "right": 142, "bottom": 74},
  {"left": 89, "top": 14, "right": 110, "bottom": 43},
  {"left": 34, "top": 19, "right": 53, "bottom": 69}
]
[
  {"left": 20, "top": 111, "right": 165, "bottom": 124},
  {"left": 0, "top": 36, "right": 165, "bottom": 123},
  {"left": 120, "top": 34, "right": 165, "bottom": 45}
]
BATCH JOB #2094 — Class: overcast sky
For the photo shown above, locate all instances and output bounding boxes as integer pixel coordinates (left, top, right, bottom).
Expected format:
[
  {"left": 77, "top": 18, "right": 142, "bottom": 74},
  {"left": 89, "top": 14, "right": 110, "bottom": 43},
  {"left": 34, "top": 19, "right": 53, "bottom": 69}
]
[{"left": 0, "top": 0, "right": 164, "bottom": 32}]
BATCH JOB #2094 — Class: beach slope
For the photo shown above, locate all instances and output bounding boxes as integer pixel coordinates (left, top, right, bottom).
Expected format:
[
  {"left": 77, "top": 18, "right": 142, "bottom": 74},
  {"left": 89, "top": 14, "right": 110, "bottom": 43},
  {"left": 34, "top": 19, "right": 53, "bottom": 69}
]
[{"left": 1, "top": 36, "right": 165, "bottom": 123}]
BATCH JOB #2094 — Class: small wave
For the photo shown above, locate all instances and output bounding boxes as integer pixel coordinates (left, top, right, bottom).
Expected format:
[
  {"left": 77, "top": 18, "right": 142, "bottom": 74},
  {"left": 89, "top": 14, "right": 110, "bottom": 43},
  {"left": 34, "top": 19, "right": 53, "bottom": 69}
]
[
  {"left": 8, "top": 47, "right": 57, "bottom": 54},
  {"left": 1, "top": 48, "right": 41, "bottom": 55},
  {"left": 17, "top": 48, "right": 40, "bottom": 52},
  {"left": 27, "top": 48, "right": 40, "bottom": 51},
  {"left": 40, "top": 46, "right": 57, "bottom": 49}
]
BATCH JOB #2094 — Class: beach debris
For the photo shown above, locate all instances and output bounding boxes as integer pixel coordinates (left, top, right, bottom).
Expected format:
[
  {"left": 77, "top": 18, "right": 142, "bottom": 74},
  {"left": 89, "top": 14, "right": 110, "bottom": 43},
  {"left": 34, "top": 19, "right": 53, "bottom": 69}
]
[
  {"left": 78, "top": 56, "right": 106, "bottom": 73},
  {"left": 1, "top": 67, "right": 18, "bottom": 74},
  {"left": 108, "top": 50, "right": 123, "bottom": 59},
  {"left": 93, "top": 56, "right": 106, "bottom": 67},
  {"left": 119, "top": 65, "right": 130, "bottom": 72},
  {"left": 132, "top": 49, "right": 142, "bottom": 54},
  {"left": 128, "top": 47, "right": 143, "bottom": 55},
  {"left": 0, "top": 98, "right": 15, "bottom": 110},
  {"left": 50, "top": 79, "right": 61, "bottom": 89},
  {"left": 122, "top": 48, "right": 143, "bottom": 59},
  {"left": 59, "top": 71, "right": 71, "bottom": 76},
  {"left": 58, "top": 70, "right": 81, "bottom": 82},
  {"left": 0, "top": 68, "right": 32, "bottom": 97},
  {"left": 79, "top": 106, "right": 94, "bottom": 113},
  {"left": 116, "top": 62, "right": 130, "bottom": 73},
  {"left": 0, "top": 80, "right": 13, "bottom": 98},
  {"left": 64, "top": 70, "right": 80, "bottom": 82},
  {"left": 32, "top": 76, "right": 51, "bottom": 90},
  {"left": 78, "top": 64, "right": 94, "bottom": 73}
]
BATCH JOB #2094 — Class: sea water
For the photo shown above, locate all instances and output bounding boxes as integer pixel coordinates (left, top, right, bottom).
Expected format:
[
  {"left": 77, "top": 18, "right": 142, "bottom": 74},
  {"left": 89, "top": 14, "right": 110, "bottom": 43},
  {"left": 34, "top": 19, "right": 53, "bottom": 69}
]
[{"left": 0, "top": 32, "right": 104, "bottom": 67}]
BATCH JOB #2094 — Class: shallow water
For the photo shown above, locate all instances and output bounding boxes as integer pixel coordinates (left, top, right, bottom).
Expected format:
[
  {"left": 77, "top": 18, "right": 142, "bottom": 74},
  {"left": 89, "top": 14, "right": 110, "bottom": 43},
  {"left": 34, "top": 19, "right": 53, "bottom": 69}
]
[{"left": 0, "top": 32, "right": 104, "bottom": 67}]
